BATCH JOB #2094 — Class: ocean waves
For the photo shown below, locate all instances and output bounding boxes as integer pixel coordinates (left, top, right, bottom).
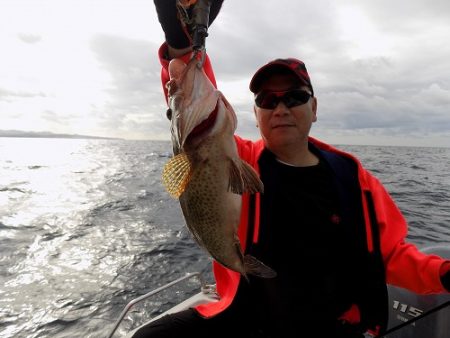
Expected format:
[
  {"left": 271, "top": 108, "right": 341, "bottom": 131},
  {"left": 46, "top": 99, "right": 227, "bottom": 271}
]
[{"left": 0, "top": 139, "right": 449, "bottom": 337}]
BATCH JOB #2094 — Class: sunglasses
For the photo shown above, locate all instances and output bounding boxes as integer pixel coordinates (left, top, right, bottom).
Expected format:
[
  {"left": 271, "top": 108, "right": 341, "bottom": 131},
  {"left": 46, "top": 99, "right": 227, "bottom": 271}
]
[{"left": 255, "top": 89, "right": 312, "bottom": 109}]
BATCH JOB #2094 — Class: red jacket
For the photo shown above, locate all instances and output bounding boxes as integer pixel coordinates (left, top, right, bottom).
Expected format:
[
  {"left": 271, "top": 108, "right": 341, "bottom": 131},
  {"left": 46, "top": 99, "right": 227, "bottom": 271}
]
[{"left": 157, "top": 43, "right": 449, "bottom": 320}]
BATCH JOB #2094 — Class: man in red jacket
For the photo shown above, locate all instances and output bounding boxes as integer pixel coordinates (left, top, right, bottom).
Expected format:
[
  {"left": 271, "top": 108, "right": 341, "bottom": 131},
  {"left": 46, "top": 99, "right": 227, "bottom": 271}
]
[{"left": 132, "top": 1, "right": 450, "bottom": 337}]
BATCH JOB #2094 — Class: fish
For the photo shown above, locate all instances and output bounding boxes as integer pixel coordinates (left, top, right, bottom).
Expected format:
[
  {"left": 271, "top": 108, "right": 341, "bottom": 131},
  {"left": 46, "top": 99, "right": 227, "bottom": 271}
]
[{"left": 161, "top": 56, "right": 276, "bottom": 279}]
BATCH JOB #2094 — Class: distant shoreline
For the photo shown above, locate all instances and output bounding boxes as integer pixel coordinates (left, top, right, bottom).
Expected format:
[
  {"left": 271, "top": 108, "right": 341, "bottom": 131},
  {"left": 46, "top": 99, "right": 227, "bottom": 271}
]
[
  {"left": 0, "top": 130, "right": 121, "bottom": 140},
  {"left": 0, "top": 131, "right": 447, "bottom": 148}
]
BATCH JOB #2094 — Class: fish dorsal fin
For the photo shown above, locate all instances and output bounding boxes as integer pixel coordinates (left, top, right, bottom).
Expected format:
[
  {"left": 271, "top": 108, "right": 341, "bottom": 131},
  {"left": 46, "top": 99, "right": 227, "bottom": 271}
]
[
  {"left": 162, "top": 153, "right": 192, "bottom": 198},
  {"left": 243, "top": 255, "right": 277, "bottom": 279},
  {"left": 228, "top": 159, "right": 264, "bottom": 195}
]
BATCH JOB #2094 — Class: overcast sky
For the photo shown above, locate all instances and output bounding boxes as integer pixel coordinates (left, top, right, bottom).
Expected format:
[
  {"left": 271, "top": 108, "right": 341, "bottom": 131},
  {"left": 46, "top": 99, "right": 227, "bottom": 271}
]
[{"left": 1, "top": 0, "right": 450, "bottom": 147}]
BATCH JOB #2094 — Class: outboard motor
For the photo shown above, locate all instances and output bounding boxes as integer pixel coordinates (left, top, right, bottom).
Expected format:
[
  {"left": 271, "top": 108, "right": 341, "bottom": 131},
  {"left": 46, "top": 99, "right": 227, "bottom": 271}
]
[{"left": 384, "top": 245, "right": 450, "bottom": 338}]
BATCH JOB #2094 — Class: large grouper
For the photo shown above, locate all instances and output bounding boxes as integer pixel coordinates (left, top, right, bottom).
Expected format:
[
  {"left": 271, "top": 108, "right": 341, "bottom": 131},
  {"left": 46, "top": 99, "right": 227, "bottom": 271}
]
[{"left": 162, "top": 56, "right": 276, "bottom": 279}]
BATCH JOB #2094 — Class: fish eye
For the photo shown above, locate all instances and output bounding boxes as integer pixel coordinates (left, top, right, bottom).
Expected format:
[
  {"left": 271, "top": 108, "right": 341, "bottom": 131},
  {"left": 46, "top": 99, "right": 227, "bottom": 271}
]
[{"left": 166, "top": 108, "right": 172, "bottom": 120}]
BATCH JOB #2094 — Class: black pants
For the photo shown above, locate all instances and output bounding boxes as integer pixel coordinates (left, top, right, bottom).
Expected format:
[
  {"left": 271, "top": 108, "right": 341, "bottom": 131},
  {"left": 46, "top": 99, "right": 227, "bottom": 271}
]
[{"left": 130, "top": 307, "right": 364, "bottom": 338}]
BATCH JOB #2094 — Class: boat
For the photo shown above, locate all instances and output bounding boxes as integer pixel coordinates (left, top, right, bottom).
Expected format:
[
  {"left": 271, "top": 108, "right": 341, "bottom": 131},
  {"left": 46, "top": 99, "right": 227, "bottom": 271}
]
[
  {"left": 107, "top": 245, "right": 450, "bottom": 338},
  {"left": 383, "top": 245, "right": 450, "bottom": 338},
  {"left": 107, "top": 272, "right": 218, "bottom": 338}
]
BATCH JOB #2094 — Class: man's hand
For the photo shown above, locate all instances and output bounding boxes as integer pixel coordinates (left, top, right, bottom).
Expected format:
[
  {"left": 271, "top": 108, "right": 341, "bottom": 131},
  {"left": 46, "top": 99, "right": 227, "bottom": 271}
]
[
  {"left": 154, "top": 0, "right": 191, "bottom": 50},
  {"left": 154, "top": 0, "right": 224, "bottom": 59}
]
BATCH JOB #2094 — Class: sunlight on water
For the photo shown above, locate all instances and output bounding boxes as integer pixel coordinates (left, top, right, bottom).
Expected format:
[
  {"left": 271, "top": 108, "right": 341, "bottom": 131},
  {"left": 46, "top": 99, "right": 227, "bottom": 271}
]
[
  {"left": 0, "top": 138, "right": 134, "bottom": 337},
  {"left": 0, "top": 138, "right": 110, "bottom": 229},
  {"left": 0, "top": 138, "right": 195, "bottom": 338},
  {"left": 1, "top": 137, "right": 93, "bottom": 171}
]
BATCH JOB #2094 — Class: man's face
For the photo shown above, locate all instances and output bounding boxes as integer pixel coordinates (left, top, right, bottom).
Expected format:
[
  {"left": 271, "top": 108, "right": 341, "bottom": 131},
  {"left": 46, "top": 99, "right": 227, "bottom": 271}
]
[{"left": 254, "top": 73, "right": 317, "bottom": 152}]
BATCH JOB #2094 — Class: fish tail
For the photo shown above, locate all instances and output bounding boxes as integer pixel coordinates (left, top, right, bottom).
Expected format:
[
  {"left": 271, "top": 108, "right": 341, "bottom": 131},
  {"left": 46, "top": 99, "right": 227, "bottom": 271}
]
[{"left": 243, "top": 255, "right": 277, "bottom": 279}]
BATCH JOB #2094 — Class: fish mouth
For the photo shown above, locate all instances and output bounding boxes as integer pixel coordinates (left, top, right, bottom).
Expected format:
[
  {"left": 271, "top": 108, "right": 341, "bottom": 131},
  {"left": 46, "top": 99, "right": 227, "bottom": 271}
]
[{"left": 186, "top": 102, "right": 219, "bottom": 143}]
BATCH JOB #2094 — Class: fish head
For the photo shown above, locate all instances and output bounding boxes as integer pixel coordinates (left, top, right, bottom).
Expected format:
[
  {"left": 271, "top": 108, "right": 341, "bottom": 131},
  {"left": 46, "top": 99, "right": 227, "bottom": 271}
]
[{"left": 167, "top": 58, "right": 237, "bottom": 154}]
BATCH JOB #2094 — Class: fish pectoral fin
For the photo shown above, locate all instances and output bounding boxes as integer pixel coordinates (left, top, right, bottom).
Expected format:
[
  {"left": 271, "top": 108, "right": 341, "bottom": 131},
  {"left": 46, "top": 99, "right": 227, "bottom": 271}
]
[
  {"left": 243, "top": 255, "right": 277, "bottom": 279},
  {"left": 228, "top": 159, "right": 264, "bottom": 195},
  {"left": 162, "top": 153, "right": 192, "bottom": 198}
]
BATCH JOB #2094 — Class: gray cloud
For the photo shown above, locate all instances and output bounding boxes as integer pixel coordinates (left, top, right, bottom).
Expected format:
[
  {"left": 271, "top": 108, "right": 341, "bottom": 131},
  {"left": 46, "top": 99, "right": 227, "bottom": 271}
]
[
  {"left": 0, "top": 87, "right": 46, "bottom": 101},
  {"left": 8, "top": 0, "right": 434, "bottom": 144},
  {"left": 207, "top": 1, "right": 340, "bottom": 81},
  {"left": 2, "top": 0, "right": 449, "bottom": 146},
  {"left": 89, "top": 34, "right": 170, "bottom": 138},
  {"left": 17, "top": 33, "right": 42, "bottom": 44},
  {"left": 350, "top": 0, "right": 450, "bottom": 30},
  {"left": 40, "top": 109, "right": 80, "bottom": 125},
  {"left": 200, "top": 0, "right": 450, "bottom": 145}
]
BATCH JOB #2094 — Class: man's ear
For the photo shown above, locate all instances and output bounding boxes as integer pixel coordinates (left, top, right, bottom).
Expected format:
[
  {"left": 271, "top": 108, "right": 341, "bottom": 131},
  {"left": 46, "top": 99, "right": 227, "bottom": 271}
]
[
  {"left": 253, "top": 105, "right": 259, "bottom": 127},
  {"left": 312, "top": 97, "right": 318, "bottom": 122}
]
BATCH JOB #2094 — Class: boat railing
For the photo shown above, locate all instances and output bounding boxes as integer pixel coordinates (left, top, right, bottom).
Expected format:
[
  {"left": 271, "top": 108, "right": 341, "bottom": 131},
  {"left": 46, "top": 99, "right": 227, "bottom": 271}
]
[{"left": 107, "top": 272, "right": 216, "bottom": 338}]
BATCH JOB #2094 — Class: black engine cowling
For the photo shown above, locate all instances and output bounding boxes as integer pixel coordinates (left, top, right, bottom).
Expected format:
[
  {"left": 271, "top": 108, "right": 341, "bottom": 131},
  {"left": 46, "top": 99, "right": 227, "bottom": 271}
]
[{"left": 384, "top": 245, "right": 450, "bottom": 338}]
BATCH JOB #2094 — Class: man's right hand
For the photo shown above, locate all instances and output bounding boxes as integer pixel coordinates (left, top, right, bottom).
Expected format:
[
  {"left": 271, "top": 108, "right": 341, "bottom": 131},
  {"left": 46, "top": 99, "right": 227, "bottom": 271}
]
[{"left": 154, "top": 0, "right": 224, "bottom": 59}]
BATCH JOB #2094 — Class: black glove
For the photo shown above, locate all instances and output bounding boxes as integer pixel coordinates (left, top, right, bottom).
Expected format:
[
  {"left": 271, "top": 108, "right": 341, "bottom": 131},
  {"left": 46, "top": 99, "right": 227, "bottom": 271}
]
[
  {"left": 154, "top": 0, "right": 224, "bottom": 49},
  {"left": 441, "top": 269, "right": 450, "bottom": 292}
]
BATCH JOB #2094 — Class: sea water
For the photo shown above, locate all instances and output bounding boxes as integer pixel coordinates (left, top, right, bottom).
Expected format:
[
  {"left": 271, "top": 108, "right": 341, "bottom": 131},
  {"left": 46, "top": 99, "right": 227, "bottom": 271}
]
[{"left": 0, "top": 138, "right": 449, "bottom": 338}]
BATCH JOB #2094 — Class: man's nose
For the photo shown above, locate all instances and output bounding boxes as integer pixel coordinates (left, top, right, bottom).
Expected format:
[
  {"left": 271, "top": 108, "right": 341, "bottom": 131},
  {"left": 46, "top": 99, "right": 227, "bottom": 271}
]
[{"left": 272, "top": 102, "right": 290, "bottom": 116}]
